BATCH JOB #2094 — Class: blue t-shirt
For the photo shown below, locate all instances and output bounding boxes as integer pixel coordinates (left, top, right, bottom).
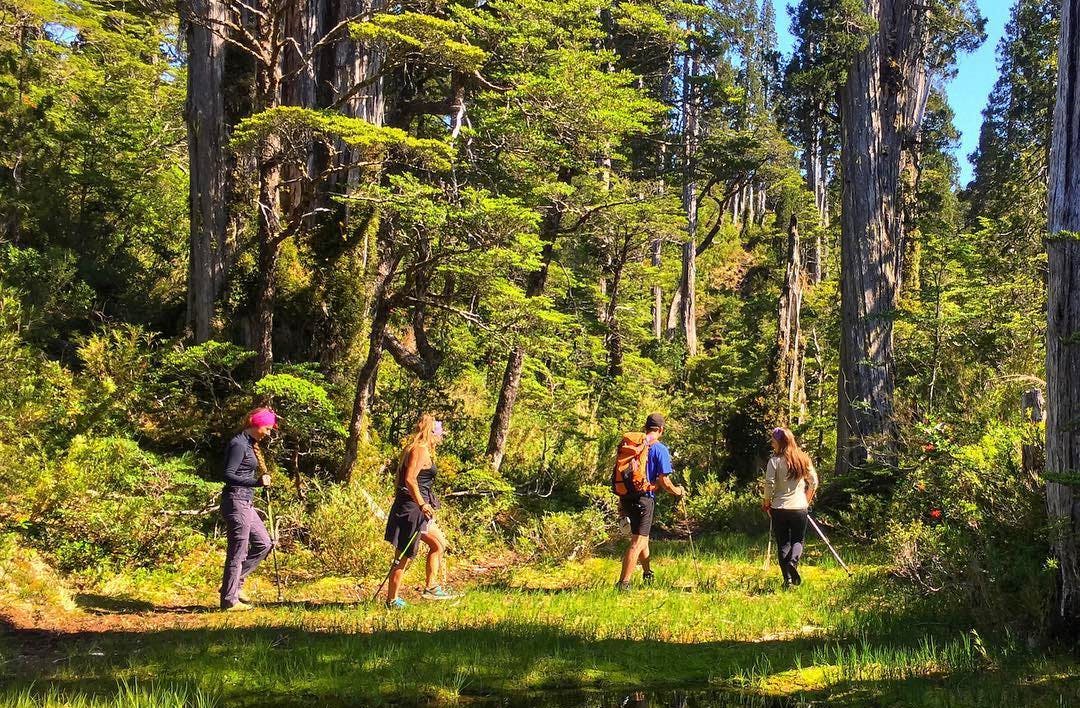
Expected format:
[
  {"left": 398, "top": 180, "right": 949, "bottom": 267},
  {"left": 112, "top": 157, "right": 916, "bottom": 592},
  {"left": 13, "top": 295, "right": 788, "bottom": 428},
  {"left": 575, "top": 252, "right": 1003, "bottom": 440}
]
[{"left": 645, "top": 441, "right": 673, "bottom": 498}]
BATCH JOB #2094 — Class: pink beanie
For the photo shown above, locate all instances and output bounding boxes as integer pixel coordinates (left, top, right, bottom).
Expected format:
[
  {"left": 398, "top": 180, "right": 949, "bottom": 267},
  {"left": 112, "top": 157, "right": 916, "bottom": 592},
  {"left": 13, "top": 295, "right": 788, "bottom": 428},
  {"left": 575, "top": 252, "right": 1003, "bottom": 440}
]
[{"left": 250, "top": 408, "right": 278, "bottom": 429}]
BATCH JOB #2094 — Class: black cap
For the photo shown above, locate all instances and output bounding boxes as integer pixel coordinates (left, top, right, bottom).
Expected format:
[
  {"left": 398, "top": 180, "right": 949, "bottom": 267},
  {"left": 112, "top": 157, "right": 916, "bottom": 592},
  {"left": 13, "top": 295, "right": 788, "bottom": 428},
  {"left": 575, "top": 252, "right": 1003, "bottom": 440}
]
[{"left": 645, "top": 412, "right": 665, "bottom": 431}]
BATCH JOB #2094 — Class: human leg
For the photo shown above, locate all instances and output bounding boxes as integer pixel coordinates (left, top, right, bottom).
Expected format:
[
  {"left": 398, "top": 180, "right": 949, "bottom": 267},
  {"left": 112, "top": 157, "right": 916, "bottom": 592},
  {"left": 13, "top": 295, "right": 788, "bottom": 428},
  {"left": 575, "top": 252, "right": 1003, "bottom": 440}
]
[
  {"left": 239, "top": 504, "right": 273, "bottom": 585},
  {"left": 773, "top": 509, "right": 794, "bottom": 584},
  {"left": 787, "top": 509, "right": 808, "bottom": 585},
  {"left": 220, "top": 496, "right": 252, "bottom": 608},
  {"left": 421, "top": 524, "right": 447, "bottom": 590}
]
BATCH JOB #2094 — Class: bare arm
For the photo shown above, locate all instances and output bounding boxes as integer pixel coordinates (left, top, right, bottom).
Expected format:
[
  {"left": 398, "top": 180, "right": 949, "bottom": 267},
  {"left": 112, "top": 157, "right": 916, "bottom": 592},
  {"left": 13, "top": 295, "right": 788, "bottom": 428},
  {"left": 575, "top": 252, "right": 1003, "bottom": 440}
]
[
  {"left": 402, "top": 446, "right": 434, "bottom": 517},
  {"left": 656, "top": 473, "right": 684, "bottom": 496}
]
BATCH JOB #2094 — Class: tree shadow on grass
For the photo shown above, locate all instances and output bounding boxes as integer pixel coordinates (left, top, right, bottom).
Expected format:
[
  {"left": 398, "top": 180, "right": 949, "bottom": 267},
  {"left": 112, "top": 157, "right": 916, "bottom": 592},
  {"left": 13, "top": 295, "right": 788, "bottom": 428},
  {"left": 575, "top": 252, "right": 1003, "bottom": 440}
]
[{"left": 4, "top": 612, "right": 1076, "bottom": 707}]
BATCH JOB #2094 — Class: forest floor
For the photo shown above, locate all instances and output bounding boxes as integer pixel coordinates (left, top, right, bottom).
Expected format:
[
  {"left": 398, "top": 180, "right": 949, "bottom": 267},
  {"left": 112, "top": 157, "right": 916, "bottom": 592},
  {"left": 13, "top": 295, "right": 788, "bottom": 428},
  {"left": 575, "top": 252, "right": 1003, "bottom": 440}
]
[{"left": 1, "top": 533, "right": 1079, "bottom": 707}]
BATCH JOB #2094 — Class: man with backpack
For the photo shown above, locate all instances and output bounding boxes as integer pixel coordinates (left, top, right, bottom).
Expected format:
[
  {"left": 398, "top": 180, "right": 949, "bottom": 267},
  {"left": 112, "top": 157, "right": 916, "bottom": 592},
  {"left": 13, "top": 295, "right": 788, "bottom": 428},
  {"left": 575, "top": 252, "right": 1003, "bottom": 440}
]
[{"left": 613, "top": 412, "right": 685, "bottom": 590}]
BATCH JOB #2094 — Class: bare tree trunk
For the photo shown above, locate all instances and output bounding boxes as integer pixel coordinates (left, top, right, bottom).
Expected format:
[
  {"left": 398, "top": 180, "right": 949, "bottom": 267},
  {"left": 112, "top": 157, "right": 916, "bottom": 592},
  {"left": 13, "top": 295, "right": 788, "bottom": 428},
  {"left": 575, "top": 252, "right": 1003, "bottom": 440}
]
[
  {"left": 775, "top": 215, "right": 806, "bottom": 424},
  {"left": 1045, "top": 0, "right": 1080, "bottom": 632},
  {"left": 340, "top": 248, "right": 398, "bottom": 482},
  {"left": 677, "top": 28, "right": 700, "bottom": 355},
  {"left": 486, "top": 188, "right": 567, "bottom": 471},
  {"left": 604, "top": 240, "right": 629, "bottom": 377},
  {"left": 184, "top": 0, "right": 231, "bottom": 343},
  {"left": 651, "top": 236, "right": 663, "bottom": 340},
  {"left": 804, "top": 116, "right": 828, "bottom": 284},
  {"left": 253, "top": 159, "right": 282, "bottom": 378},
  {"left": 835, "top": 0, "right": 929, "bottom": 479}
]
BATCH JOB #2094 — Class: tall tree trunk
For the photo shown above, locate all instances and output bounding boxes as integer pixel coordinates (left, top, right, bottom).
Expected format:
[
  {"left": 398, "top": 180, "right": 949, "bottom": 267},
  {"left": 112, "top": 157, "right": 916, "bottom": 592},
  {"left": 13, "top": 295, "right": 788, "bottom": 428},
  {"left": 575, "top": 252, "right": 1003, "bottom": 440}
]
[
  {"left": 604, "top": 242, "right": 628, "bottom": 377},
  {"left": 1045, "top": 0, "right": 1080, "bottom": 632},
  {"left": 804, "top": 115, "right": 828, "bottom": 284},
  {"left": 486, "top": 189, "right": 567, "bottom": 472},
  {"left": 340, "top": 247, "right": 399, "bottom": 482},
  {"left": 252, "top": 152, "right": 282, "bottom": 377},
  {"left": 651, "top": 235, "right": 663, "bottom": 339},
  {"left": 775, "top": 215, "right": 806, "bottom": 424},
  {"left": 677, "top": 28, "right": 700, "bottom": 355},
  {"left": 835, "top": 0, "right": 929, "bottom": 479},
  {"left": 184, "top": 0, "right": 231, "bottom": 343}
]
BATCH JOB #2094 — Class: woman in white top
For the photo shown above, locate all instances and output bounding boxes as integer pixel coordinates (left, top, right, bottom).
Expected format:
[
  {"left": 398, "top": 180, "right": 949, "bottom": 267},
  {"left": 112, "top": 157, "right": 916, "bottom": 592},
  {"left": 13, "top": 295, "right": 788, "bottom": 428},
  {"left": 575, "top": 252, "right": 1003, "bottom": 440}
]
[{"left": 762, "top": 427, "right": 818, "bottom": 587}]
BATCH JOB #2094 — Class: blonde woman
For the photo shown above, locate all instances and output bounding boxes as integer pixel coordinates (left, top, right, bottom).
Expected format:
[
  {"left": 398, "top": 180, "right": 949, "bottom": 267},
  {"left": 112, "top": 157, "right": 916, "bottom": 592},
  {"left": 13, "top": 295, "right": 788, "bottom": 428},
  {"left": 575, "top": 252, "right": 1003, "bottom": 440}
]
[
  {"left": 383, "top": 414, "right": 455, "bottom": 608},
  {"left": 762, "top": 427, "right": 818, "bottom": 587}
]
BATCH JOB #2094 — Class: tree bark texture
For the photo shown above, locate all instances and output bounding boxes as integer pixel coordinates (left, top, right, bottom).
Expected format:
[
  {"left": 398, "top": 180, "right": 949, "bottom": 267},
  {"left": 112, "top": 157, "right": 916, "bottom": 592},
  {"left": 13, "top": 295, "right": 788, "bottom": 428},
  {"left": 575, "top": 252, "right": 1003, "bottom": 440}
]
[
  {"left": 184, "top": 0, "right": 231, "bottom": 343},
  {"left": 836, "top": 0, "right": 930, "bottom": 478},
  {"left": 676, "top": 30, "right": 700, "bottom": 355},
  {"left": 340, "top": 247, "right": 399, "bottom": 482},
  {"left": 1045, "top": 0, "right": 1080, "bottom": 632},
  {"left": 486, "top": 190, "right": 566, "bottom": 472},
  {"left": 775, "top": 215, "right": 807, "bottom": 425}
]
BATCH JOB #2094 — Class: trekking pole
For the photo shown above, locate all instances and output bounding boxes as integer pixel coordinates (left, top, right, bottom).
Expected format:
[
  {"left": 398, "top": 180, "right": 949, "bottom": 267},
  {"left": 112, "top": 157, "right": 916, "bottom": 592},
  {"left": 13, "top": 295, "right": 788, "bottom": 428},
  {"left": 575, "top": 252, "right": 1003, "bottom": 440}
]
[
  {"left": 265, "top": 486, "right": 284, "bottom": 603},
  {"left": 807, "top": 515, "right": 852, "bottom": 576},
  {"left": 370, "top": 529, "right": 421, "bottom": 604},
  {"left": 679, "top": 496, "right": 701, "bottom": 589}
]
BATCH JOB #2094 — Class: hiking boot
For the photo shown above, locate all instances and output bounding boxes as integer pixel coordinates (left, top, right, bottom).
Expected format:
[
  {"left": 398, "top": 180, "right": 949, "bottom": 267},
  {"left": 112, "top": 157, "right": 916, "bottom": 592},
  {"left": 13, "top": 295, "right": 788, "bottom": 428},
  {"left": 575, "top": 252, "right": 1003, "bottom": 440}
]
[
  {"left": 421, "top": 586, "right": 457, "bottom": 600},
  {"left": 386, "top": 597, "right": 408, "bottom": 610},
  {"left": 642, "top": 570, "right": 655, "bottom": 585},
  {"left": 221, "top": 600, "right": 253, "bottom": 612},
  {"left": 614, "top": 580, "right": 632, "bottom": 592}
]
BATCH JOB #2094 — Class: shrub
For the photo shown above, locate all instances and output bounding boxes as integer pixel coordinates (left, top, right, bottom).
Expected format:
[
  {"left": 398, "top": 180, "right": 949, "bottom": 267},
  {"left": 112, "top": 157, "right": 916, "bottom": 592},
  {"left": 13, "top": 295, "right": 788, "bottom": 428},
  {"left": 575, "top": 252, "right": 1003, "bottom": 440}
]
[
  {"left": 515, "top": 509, "right": 608, "bottom": 563},
  {"left": 883, "top": 421, "right": 1053, "bottom": 635},
  {"left": 24, "top": 437, "right": 216, "bottom": 573},
  {"left": 306, "top": 481, "right": 390, "bottom": 578},
  {"left": 684, "top": 477, "right": 762, "bottom": 534},
  {"left": 254, "top": 370, "right": 346, "bottom": 476},
  {"left": 435, "top": 464, "right": 516, "bottom": 556}
]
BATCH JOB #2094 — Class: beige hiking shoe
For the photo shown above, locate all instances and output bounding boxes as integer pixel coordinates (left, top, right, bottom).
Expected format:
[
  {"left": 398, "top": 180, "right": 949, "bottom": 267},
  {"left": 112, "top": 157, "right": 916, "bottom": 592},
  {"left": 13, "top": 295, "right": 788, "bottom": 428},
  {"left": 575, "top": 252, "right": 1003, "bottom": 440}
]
[{"left": 222, "top": 600, "right": 254, "bottom": 612}]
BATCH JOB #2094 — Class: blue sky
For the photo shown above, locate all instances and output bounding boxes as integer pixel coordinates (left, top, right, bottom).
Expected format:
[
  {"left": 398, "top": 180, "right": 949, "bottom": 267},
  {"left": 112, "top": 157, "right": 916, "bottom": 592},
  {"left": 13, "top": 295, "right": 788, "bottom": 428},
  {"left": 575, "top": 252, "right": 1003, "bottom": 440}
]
[{"left": 774, "top": 0, "right": 1014, "bottom": 185}]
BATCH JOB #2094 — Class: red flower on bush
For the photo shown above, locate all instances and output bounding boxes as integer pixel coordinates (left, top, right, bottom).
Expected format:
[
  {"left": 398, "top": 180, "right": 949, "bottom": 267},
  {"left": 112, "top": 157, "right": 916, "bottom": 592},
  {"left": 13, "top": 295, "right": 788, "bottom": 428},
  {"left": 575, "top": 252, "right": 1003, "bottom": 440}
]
[
  {"left": 929, "top": 508, "right": 942, "bottom": 519},
  {"left": 922, "top": 442, "right": 936, "bottom": 453}
]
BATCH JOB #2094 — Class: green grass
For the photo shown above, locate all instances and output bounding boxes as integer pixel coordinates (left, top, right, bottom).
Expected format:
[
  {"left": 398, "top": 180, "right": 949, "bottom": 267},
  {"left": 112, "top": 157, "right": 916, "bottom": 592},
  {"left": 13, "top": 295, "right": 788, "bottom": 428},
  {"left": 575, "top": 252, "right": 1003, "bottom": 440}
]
[{"left": 3, "top": 533, "right": 1079, "bottom": 706}]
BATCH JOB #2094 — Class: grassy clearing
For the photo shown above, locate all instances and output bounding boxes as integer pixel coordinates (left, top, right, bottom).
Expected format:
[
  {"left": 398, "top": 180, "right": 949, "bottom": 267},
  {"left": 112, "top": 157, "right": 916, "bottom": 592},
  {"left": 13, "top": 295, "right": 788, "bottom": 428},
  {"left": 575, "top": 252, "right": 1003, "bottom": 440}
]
[{"left": 2, "top": 533, "right": 1079, "bottom": 706}]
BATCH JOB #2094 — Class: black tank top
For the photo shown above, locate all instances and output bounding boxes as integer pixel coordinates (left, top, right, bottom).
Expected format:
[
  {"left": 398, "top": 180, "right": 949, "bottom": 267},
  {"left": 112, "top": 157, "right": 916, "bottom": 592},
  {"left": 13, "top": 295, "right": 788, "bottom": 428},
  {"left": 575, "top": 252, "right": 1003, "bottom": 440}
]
[{"left": 396, "top": 455, "right": 438, "bottom": 507}]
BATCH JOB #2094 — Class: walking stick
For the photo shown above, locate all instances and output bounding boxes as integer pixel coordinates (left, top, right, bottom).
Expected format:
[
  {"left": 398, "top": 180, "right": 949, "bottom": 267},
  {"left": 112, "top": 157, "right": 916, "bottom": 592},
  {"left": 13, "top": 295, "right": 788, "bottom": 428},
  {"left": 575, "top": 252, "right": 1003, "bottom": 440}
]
[
  {"left": 679, "top": 496, "right": 701, "bottom": 589},
  {"left": 807, "top": 515, "right": 852, "bottom": 576},
  {"left": 265, "top": 486, "right": 283, "bottom": 602},
  {"left": 371, "top": 529, "right": 421, "bottom": 604}
]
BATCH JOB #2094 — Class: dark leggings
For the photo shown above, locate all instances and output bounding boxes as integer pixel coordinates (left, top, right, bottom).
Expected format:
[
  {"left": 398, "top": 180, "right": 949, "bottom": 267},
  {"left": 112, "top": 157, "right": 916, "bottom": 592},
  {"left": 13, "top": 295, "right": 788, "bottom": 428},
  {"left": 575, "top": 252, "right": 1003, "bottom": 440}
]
[{"left": 771, "top": 508, "right": 808, "bottom": 585}]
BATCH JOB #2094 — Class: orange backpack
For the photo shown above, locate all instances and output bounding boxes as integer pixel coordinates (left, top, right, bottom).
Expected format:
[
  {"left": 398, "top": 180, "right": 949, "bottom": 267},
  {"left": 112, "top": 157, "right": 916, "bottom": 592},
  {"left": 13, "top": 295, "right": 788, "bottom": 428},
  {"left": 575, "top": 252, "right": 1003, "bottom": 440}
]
[{"left": 611, "top": 432, "right": 654, "bottom": 497}]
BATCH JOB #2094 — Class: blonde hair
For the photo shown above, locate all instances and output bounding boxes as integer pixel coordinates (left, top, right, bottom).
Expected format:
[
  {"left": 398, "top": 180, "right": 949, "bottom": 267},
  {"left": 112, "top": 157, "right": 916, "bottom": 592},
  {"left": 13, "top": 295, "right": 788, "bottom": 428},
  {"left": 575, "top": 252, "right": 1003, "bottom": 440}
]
[
  {"left": 397, "top": 413, "right": 439, "bottom": 479},
  {"left": 773, "top": 427, "right": 813, "bottom": 484}
]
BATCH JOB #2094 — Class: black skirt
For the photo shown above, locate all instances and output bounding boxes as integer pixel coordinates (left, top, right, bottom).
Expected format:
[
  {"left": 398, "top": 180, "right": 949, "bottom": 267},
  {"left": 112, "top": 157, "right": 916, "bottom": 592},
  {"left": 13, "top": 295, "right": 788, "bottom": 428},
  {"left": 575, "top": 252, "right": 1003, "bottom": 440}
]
[{"left": 384, "top": 491, "right": 438, "bottom": 558}]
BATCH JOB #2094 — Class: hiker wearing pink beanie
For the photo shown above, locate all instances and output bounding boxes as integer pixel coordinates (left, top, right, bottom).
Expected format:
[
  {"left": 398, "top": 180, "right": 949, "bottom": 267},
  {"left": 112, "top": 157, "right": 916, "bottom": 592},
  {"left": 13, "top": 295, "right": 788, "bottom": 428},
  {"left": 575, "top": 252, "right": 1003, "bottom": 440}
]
[{"left": 219, "top": 407, "right": 277, "bottom": 610}]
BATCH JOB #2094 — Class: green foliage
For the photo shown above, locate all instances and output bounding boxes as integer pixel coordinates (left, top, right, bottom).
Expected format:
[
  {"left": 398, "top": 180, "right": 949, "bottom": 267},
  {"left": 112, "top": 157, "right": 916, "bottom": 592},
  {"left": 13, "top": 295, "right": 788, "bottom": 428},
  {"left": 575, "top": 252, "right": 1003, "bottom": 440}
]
[
  {"left": 514, "top": 508, "right": 609, "bottom": 563},
  {"left": 883, "top": 421, "right": 1052, "bottom": 634},
  {"left": 254, "top": 371, "right": 346, "bottom": 474},
  {"left": 683, "top": 478, "right": 762, "bottom": 534},
  {"left": 22, "top": 436, "right": 215, "bottom": 573},
  {"left": 231, "top": 107, "right": 453, "bottom": 172},
  {"left": 305, "top": 481, "right": 389, "bottom": 577}
]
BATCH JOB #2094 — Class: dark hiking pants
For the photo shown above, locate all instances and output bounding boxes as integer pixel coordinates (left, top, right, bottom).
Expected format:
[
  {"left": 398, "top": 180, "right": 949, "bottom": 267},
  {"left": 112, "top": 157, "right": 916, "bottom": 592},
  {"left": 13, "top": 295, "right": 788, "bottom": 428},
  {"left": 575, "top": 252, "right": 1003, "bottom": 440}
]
[
  {"left": 771, "top": 507, "right": 808, "bottom": 585},
  {"left": 220, "top": 494, "right": 273, "bottom": 607}
]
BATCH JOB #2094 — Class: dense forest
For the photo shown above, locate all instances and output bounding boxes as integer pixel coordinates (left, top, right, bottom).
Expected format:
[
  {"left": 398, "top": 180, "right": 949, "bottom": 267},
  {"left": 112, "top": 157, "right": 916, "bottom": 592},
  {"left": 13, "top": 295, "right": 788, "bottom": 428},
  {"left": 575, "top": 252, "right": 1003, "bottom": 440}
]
[{"left": 2, "top": 0, "right": 1080, "bottom": 695}]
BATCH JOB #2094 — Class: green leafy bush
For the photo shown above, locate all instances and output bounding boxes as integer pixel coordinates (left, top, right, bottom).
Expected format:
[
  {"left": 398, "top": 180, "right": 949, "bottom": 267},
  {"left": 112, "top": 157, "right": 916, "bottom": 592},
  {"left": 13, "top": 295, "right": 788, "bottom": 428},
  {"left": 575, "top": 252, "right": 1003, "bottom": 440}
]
[
  {"left": 883, "top": 421, "right": 1053, "bottom": 634},
  {"left": 24, "top": 437, "right": 217, "bottom": 573},
  {"left": 306, "top": 482, "right": 390, "bottom": 578},
  {"left": 254, "top": 370, "right": 346, "bottom": 476},
  {"left": 515, "top": 509, "right": 608, "bottom": 563},
  {"left": 684, "top": 477, "right": 762, "bottom": 534}
]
